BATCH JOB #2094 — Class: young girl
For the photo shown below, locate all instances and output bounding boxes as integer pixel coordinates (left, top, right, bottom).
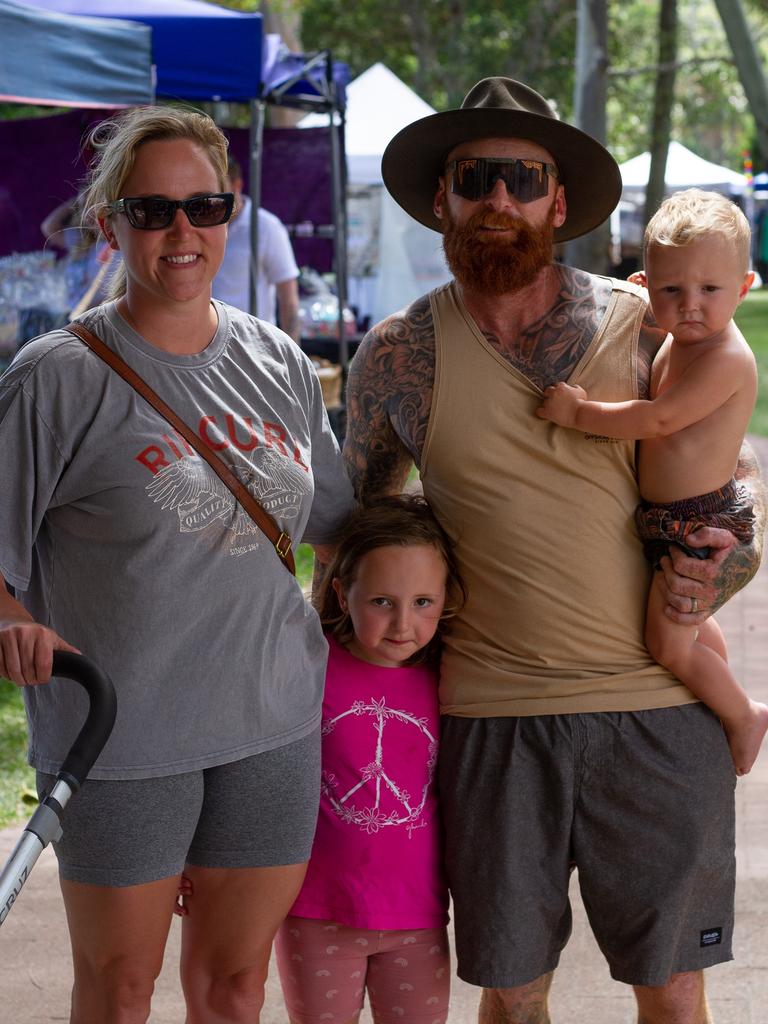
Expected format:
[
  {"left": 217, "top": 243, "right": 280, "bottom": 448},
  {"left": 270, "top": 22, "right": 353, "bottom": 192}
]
[{"left": 275, "top": 494, "right": 465, "bottom": 1024}]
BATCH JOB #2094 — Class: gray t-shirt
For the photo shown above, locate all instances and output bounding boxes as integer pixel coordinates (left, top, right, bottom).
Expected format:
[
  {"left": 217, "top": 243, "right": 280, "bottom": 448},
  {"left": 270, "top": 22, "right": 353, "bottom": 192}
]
[{"left": 0, "top": 300, "right": 354, "bottom": 779}]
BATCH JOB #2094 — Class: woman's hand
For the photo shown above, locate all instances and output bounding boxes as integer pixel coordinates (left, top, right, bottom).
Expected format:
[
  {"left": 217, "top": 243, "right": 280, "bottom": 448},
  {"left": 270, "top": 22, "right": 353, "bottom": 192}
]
[{"left": 0, "top": 621, "right": 80, "bottom": 686}]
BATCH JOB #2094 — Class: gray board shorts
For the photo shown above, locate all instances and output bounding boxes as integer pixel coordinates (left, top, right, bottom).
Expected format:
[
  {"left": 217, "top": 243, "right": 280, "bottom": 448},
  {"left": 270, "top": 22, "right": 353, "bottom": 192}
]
[
  {"left": 438, "top": 704, "right": 736, "bottom": 988},
  {"left": 37, "top": 728, "right": 321, "bottom": 887}
]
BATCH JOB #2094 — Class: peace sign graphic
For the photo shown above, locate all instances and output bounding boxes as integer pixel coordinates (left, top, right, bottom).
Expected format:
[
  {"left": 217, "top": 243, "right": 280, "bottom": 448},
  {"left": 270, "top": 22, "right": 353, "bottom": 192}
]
[{"left": 321, "top": 697, "right": 437, "bottom": 836}]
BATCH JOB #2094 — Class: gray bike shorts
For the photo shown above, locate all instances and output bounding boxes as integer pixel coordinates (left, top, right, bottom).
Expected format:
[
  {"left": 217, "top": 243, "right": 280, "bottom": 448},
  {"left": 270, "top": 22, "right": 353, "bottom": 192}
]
[
  {"left": 439, "top": 705, "right": 736, "bottom": 988},
  {"left": 36, "top": 727, "right": 321, "bottom": 887}
]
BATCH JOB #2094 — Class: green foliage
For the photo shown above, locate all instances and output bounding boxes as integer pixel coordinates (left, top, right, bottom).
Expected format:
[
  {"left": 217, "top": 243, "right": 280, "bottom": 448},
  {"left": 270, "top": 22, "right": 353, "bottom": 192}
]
[
  {"left": 0, "top": 103, "right": 68, "bottom": 120},
  {"left": 298, "top": 0, "right": 577, "bottom": 111},
  {"left": 292, "top": 0, "right": 767, "bottom": 171},
  {"left": 605, "top": 0, "right": 762, "bottom": 166}
]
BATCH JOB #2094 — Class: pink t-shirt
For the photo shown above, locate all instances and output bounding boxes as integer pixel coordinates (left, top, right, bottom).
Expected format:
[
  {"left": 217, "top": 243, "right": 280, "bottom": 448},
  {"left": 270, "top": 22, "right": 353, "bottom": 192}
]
[{"left": 289, "top": 636, "right": 448, "bottom": 930}]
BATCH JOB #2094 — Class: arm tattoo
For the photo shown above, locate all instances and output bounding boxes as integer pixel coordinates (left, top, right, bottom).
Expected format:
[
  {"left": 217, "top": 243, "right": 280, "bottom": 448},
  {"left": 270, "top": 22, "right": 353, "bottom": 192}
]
[
  {"left": 343, "top": 294, "right": 436, "bottom": 502},
  {"left": 711, "top": 441, "right": 766, "bottom": 612}
]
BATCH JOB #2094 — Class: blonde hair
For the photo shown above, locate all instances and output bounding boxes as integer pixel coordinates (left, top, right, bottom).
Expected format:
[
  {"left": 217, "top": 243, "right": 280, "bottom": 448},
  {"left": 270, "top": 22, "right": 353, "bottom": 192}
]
[
  {"left": 643, "top": 188, "right": 751, "bottom": 273},
  {"left": 80, "top": 105, "right": 229, "bottom": 299},
  {"left": 317, "top": 495, "right": 466, "bottom": 669}
]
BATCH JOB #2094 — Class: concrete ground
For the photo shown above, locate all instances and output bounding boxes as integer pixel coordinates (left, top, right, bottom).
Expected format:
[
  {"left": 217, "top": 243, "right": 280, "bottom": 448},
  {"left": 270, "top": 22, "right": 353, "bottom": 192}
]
[{"left": 2, "top": 438, "right": 767, "bottom": 1023}]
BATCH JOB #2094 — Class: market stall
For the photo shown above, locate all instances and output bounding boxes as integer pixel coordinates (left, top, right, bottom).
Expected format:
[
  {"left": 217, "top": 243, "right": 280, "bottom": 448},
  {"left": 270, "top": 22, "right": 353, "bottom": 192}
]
[
  {"left": 20, "top": 0, "right": 350, "bottom": 363},
  {"left": 0, "top": 0, "right": 154, "bottom": 365}
]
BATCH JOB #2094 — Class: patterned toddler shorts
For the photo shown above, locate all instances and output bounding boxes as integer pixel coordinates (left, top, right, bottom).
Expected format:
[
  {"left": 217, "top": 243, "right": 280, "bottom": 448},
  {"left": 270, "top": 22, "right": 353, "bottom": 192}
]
[{"left": 635, "top": 478, "right": 754, "bottom": 567}]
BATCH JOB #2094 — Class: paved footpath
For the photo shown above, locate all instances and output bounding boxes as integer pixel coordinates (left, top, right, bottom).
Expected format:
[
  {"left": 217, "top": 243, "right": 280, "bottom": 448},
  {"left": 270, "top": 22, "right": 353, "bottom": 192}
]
[{"left": 2, "top": 438, "right": 767, "bottom": 1023}]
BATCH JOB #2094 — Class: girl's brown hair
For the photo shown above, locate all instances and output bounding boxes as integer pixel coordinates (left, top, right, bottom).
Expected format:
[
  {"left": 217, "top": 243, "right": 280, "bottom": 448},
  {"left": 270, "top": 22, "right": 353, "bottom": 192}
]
[{"left": 317, "top": 494, "right": 466, "bottom": 667}]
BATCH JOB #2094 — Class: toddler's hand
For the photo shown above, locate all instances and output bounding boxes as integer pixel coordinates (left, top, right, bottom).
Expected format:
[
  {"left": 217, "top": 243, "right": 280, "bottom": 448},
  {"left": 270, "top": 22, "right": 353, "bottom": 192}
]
[{"left": 536, "top": 382, "right": 587, "bottom": 428}]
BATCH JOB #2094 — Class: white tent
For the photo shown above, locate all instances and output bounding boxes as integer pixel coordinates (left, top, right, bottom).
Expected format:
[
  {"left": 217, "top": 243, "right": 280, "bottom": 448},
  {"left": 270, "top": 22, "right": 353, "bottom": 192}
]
[
  {"left": 619, "top": 141, "right": 747, "bottom": 193},
  {"left": 300, "top": 63, "right": 450, "bottom": 325},
  {"left": 614, "top": 142, "right": 749, "bottom": 263},
  {"left": 300, "top": 62, "right": 435, "bottom": 184}
]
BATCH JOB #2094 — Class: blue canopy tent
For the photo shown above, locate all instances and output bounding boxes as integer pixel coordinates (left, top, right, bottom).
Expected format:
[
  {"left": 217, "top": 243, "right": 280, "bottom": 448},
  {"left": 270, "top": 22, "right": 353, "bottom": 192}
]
[
  {"left": 24, "top": 0, "right": 263, "bottom": 102},
  {"left": 22, "top": 0, "right": 351, "bottom": 361},
  {"left": 0, "top": 0, "right": 154, "bottom": 107},
  {"left": 0, "top": 0, "right": 153, "bottom": 294}
]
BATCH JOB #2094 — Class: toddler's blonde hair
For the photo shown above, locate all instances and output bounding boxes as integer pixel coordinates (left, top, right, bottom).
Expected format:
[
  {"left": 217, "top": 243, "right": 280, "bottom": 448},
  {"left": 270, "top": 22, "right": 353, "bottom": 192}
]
[{"left": 644, "top": 188, "right": 751, "bottom": 274}]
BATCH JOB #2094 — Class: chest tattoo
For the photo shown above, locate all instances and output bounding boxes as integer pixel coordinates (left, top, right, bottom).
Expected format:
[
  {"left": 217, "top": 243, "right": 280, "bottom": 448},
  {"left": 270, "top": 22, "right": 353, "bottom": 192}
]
[{"left": 483, "top": 271, "right": 613, "bottom": 391}]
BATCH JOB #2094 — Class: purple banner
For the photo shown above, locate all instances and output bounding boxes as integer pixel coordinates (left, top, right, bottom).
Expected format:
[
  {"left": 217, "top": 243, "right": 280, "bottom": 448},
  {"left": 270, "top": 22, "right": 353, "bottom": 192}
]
[
  {"left": 1, "top": 112, "right": 336, "bottom": 274},
  {"left": 226, "top": 125, "right": 335, "bottom": 273},
  {"left": 0, "top": 109, "right": 103, "bottom": 257}
]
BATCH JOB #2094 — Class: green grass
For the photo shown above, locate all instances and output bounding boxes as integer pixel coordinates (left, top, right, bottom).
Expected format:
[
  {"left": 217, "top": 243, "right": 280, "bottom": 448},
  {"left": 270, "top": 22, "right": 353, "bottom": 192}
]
[
  {"left": 736, "top": 289, "right": 768, "bottom": 436},
  {"left": 0, "top": 679, "right": 36, "bottom": 829},
  {"left": 296, "top": 543, "right": 316, "bottom": 589}
]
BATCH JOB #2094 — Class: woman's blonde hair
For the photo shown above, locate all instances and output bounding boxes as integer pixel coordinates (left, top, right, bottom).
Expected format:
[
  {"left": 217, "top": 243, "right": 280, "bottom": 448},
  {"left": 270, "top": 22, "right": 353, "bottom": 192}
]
[
  {"left": 79, "top": 105, "right": 229, "bottom": 299},
  {"left": 643, "top": 188, "right": 752, "bottom": 273},
  {"left": 316, "top": 494, "right": 466, "bottom": 668}
]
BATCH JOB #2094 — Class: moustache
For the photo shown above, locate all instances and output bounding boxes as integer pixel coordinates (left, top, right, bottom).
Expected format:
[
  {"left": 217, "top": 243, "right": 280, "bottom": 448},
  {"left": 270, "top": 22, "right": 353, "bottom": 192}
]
[{"left": 466, "top": 212, "right": 525, "bottom": 234}]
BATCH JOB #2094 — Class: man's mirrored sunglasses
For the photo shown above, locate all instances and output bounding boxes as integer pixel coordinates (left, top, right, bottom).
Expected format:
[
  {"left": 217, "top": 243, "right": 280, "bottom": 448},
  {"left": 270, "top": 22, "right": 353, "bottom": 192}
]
[
  {"left": 108, "top": 193, "right": 235, "bottom": 230},
  {"left": 449, "top": 157, "right": 559, "bottom": 203}
]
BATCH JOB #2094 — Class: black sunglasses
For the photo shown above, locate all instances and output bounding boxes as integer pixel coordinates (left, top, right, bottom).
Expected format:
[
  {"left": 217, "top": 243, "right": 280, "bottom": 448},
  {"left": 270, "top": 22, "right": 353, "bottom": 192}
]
[
  {"left": 108, "top": 193, "right": 235, "bottom": 230},
  {"left": 449, "top": 157, "right": 559, "bottom": 204}
]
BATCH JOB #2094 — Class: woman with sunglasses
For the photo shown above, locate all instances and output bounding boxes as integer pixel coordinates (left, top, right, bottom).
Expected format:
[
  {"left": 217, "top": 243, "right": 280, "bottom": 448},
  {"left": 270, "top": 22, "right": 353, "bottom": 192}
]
[{"left": 0, "top": 105, "right": 353, "bottom": 1022}]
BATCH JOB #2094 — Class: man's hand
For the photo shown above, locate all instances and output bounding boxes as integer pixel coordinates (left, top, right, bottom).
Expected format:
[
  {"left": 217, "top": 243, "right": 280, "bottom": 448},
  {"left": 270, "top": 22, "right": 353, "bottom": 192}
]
[
  {"left": 658, "top": 527, "right": 746, "bottom": 624},
  {"left": 536, "top": 382, "right": 587, "bottom": 428},
  {"left": 659, "top": 441, "right": 765, "bottom": 623},
  {"left": 0, "top": 622, "right": 80, "bottom": 686}
]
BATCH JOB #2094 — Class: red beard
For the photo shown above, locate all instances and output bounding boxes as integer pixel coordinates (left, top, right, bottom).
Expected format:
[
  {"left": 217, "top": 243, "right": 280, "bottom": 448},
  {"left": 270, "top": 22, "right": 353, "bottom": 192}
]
[{"left": 442, "top": 205, "right": 556, "bottom": 295}]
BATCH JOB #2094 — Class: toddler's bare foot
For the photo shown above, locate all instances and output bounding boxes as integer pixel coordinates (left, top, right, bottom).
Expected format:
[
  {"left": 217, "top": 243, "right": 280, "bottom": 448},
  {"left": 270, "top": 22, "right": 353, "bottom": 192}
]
[{"left": 725, "top": 700, "right": 768, "bottom": 776}]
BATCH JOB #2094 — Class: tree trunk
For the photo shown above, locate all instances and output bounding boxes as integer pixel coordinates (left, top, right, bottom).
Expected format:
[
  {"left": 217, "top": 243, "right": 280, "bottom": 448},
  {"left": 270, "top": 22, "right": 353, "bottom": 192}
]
[
  {"left": 565, "top": 0, "right": 611, "bottom": 274},
  {"left": 712, "top": 0, "right": 768, "bottom": 164},
  {"left": 644, "top": 0, "right": 678, "bottom": 231}
]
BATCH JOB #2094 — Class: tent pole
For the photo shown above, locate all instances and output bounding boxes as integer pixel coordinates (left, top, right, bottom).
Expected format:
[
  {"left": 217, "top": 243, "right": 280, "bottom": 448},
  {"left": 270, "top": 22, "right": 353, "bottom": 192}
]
[
  {"left": 328, "top": 63, "right": 349, "bottom": 369},
  {"left": 248, "top": 99, "right": 265, "bottom": 318}
]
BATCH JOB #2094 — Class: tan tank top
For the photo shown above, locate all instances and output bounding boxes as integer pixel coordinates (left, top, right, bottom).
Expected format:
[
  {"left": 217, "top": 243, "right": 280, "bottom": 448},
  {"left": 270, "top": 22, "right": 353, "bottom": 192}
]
[{"left": 422, "top": 278, "right": 695, "bottom": 716}]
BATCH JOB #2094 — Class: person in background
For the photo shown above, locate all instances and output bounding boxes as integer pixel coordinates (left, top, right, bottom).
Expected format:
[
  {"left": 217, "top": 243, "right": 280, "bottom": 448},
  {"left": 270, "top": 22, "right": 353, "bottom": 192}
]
[
  {"left": 213, "top": 155, "right": 301, "bottom": 340},
  {"left": 41, "top": 193, "right": 119, "bottom": 315}
]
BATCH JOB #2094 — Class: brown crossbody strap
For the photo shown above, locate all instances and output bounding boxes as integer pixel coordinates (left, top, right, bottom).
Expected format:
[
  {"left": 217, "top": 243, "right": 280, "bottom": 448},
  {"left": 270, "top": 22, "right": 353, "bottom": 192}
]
[{"left": 65, "top": 322, "right": 296, "bottom": 575}]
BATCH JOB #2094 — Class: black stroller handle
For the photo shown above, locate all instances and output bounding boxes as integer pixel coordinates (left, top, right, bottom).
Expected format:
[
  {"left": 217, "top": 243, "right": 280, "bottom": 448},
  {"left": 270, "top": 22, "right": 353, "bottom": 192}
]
[
  {"left": 0, "top": 652, "right": 117, "bottom": 926},
  {"left": 51, "top": 651, "right": 117, "bottom": 790}
]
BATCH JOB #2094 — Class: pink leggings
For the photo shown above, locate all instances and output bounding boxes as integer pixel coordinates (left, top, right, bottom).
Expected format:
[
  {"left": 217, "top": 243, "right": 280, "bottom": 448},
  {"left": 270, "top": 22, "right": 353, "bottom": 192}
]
[{"left": 275, "top": 915, "right": 450, "bottom": 1024}]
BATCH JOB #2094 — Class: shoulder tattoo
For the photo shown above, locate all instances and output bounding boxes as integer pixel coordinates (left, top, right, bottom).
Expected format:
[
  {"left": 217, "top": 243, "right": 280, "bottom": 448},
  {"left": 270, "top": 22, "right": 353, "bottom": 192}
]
[
  {"left": 636, "top": 305, "right": 667, "bottom": 400},
  {"left": 482, "top": 269, "right": 613, "bottom": 390}
]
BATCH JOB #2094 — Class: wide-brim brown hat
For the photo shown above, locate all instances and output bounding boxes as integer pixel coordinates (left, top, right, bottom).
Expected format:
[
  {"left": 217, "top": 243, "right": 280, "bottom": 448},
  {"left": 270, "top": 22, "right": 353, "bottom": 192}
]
[{"left": 381, "top": 77, "right": 622, "bottom": 243}]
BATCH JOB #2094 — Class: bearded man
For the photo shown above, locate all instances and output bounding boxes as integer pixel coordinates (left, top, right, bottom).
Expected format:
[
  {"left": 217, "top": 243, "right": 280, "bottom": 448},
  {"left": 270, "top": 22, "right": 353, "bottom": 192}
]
[{"left": 342, "top": 78, "right": 765, "bottom": 1024}]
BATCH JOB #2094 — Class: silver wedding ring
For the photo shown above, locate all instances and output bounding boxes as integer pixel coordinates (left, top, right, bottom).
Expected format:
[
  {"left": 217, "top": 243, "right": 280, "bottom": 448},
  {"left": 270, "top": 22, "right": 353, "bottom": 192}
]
[{"left": 690, "top": 596, "right": 698, "bottom": 614}]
